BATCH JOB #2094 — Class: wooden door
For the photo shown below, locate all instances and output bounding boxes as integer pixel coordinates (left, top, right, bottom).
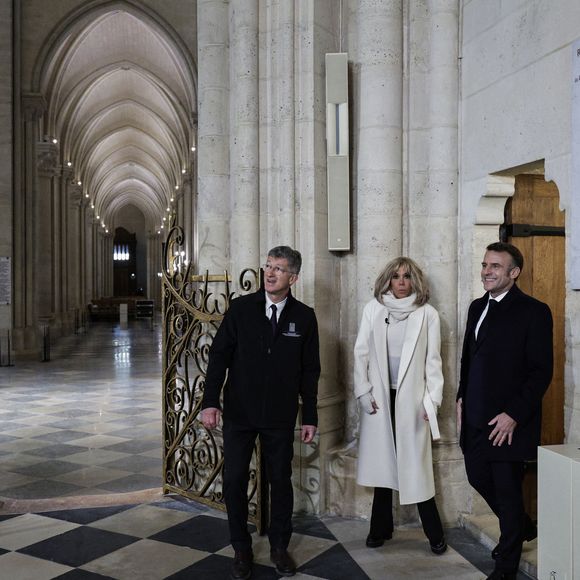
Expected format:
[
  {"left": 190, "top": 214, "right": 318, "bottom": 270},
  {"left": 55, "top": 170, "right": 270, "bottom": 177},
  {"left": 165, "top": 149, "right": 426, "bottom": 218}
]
[{"left": 504, "top": 174, "right": 565, "bottom": 519}]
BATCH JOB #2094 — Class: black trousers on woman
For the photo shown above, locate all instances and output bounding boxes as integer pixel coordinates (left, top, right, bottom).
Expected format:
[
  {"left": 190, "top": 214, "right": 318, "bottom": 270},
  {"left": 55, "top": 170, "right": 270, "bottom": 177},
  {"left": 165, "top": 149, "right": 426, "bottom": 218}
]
[
  {"left": 369, "top": 389, "right": 444, "bottom": 544},
  {"left": 369, "top": 487, "right": 444, "bottom": 544}
]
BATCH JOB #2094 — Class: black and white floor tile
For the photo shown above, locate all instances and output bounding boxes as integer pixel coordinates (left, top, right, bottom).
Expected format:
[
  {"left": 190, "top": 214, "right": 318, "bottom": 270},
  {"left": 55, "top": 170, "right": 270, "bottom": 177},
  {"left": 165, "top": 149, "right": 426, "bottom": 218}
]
[{"left": 0, "top": 321, "right": 532, "bottom": 579}]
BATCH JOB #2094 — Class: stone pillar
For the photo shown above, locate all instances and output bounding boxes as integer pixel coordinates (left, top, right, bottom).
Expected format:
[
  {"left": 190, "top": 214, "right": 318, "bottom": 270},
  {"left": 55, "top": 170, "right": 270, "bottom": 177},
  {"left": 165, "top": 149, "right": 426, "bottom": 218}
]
[
  {"left": 147, "top": 233, "right": 162, "bottom": 306},
  {"left": 407, "top": 0, "right": 462, "bottom": 524},
  {"left": 328, "top": 0, "right": 406, "bottom": 521},
  {"left": 35, "top": 141, "right": 59, "bottom": 326},
  {"left": 103, "top": 232, "right": 113, "bottom": 296},
  {"left": 229, "top": 0, "right": 260, "bottom": 275},
  {"left": 0, "top": 0, "right": 12, "bottom": 332},
  {"left": 196, "top": 0, "right": 230, "bottom": 273},
  {"left": 355, "top": 0, "right": 404, "bottom": 312},
  {"left": 93, "top": 221, "right": 103, "bottom": 298},
  {"left": 13, "top": 95, "right": 45, "bottom": 353},
  {"left": 78, "top": 199, "right": 86, "bottom": 308},
  {"left": 67, "top": 184, "right": 83, "bottom": 317},
  {"left": 83, "top": 204, "right": 93, "bottom": 303},
  {"left": 260, "top": 0, "right": 296, "bottom": 248}
]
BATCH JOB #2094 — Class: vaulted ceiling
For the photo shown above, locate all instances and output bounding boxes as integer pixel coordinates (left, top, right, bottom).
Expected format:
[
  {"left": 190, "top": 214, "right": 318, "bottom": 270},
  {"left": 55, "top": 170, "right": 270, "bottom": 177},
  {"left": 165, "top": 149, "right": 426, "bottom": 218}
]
[{"left": 36, "top": 6, "right": 196, "bottom": 234}]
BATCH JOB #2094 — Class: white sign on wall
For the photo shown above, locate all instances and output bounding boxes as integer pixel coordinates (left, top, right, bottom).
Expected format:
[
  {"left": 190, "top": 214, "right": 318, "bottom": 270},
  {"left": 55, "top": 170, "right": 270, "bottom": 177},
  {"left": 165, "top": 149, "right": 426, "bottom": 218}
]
[
  {"left": 0, "top": 257, "right": 10, "bottom": 305},
  {"left": 571, "top": 41, "right": 580, "bottom": 289}
]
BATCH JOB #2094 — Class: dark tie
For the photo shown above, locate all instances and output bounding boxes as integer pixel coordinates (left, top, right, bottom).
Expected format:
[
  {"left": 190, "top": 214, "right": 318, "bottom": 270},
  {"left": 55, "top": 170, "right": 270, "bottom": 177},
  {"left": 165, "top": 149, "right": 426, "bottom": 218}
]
[
  {"left": 477, "top": 299, "right": 497, "bottom": 342},
  {"left": 270, "top": 304, "right": 278, "bottom": 335}
]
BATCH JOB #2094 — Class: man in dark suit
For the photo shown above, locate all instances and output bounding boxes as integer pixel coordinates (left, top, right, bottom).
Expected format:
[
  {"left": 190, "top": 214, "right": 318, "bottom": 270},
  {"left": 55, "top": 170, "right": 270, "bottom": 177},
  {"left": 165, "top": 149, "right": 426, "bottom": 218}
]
[
  {"left": 201, "top": 246, "right": 320, "bottom": 580},
  {"left": 457, "top": 242, "right": 553, "bottom": 580}
]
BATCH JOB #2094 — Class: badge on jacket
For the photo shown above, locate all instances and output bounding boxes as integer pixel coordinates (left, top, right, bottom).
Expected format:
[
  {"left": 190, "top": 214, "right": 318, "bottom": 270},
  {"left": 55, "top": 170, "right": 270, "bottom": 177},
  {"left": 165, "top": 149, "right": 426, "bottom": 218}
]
[{"left": 282, "top": 322, "right": 301, "bottom": 337}]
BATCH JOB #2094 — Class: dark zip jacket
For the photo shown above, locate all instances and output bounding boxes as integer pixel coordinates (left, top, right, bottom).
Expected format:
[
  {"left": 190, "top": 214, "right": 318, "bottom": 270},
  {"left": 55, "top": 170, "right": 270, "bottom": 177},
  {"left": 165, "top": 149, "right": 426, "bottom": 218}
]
[{"left": 202, "top": 289, "right": 320, "bottom": 428}]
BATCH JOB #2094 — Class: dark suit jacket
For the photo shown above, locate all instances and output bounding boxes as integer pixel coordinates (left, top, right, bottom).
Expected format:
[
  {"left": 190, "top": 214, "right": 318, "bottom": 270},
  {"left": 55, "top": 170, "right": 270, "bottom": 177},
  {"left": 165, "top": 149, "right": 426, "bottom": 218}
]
[
  {"left": 457, "top": 284, "right": 553, "bottom": 461},
  {"left": 202, "top": 289, "right": 320, "bottom": 429}
]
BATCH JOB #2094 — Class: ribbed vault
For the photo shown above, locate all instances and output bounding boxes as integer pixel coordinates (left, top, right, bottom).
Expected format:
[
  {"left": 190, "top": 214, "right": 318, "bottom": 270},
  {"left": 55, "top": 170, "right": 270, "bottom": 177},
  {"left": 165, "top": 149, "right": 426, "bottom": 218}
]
[{"left": 34, "top": 2, "right": 196, "bottom": 235}]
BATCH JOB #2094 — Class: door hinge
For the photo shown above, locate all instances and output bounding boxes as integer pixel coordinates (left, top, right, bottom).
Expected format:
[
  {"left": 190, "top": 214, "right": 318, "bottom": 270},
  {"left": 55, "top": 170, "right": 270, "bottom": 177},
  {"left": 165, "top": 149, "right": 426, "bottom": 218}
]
[{"left": 500, "top": 223, "right": 565, "bottom": 241}]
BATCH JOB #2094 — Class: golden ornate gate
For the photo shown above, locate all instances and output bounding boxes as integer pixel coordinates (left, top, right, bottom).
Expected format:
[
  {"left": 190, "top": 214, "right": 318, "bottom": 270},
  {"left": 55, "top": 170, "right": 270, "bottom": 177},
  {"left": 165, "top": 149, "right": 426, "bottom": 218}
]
[{"left": 161, "top": 224, "right": 268, "bottom": 532}]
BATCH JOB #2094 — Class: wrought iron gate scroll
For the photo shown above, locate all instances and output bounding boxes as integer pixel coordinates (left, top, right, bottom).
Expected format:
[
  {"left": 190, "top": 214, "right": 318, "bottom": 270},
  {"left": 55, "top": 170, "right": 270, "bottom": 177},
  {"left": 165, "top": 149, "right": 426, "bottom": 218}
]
[{"left": 162, "top": 224, "right": 267, "bottom": 532}]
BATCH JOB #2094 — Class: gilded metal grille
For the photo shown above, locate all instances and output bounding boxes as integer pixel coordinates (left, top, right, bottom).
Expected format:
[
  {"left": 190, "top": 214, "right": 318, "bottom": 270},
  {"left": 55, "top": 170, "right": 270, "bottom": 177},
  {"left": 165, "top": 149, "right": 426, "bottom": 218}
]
[{"left": 161, "top": 223, "right": 267, "bottom": 532}]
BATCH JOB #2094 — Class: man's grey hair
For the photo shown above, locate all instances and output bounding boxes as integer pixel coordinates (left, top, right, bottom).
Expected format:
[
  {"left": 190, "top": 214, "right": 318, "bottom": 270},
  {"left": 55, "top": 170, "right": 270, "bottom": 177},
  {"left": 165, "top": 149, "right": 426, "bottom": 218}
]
[{"left": 267, "top": 246, "right": 302, "bottom": 274}]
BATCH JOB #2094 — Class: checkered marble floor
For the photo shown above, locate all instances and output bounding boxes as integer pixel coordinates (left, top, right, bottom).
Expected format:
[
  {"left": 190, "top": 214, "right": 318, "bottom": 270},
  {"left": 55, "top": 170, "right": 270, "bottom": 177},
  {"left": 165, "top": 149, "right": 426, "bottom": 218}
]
[
  {"left": 0, "top": 321, "right": 162, "bottom": 501},
  {"left": 0, "top": 321, "right": 531, "bottom": 579},
  {"left": 0, "top": 496, "right": 501, "bottom": 580}
]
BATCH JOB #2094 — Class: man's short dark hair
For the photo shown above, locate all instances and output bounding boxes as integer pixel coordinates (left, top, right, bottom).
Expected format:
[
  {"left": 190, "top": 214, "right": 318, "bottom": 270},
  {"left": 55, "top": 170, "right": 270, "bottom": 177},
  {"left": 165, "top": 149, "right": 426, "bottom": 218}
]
[
  {"left": 268, "top": 246, "right": 302, "bottom": 274},
  {"left": 486, "top": 242, "right": 524, "bottom": 272}
]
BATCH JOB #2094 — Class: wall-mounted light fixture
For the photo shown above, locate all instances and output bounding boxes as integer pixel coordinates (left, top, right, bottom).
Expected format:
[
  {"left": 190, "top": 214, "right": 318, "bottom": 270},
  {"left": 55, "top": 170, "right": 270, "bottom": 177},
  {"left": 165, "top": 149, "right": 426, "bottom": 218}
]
[{"left": 325, "top": 52, "right": 351, "bottom": 251}]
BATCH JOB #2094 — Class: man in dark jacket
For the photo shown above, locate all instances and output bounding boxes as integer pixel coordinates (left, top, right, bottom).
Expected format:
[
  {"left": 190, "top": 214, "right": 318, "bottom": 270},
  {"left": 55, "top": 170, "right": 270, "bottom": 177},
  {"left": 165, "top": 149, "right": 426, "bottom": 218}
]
[
  {"left": 457, "top": 242, "right": 553, "bottom": 580},
  {"left": 201, "top": 246, "right": 320, "bottom": 580}
]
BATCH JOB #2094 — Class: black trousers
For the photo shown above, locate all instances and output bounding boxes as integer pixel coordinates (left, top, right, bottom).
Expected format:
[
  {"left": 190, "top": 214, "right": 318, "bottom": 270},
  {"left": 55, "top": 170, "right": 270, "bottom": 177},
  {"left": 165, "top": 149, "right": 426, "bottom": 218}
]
[
  {"left": 369, "top": 389, "right": 444, "bottom": 544},
  {"left": 369, "top": 487, "right": 444, "bottom": 543},
  {"left": 463, "top": 423, "right": 526, "bottom": 573},
  {"left": 223, "top": 421, "right": 295, "bottom": 552}
]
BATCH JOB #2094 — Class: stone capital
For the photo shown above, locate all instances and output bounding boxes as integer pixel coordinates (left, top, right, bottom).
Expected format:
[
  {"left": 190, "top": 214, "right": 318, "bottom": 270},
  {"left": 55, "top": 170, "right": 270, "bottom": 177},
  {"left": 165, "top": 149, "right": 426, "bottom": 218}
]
[
  {"left": 68, "top": 184, "right": 83, "bottom": 207},
  {"left": 36, "top": 142, "right": 60, "bottom": 177},
  {"left": 22, "top": 93, "right": 47, "bottom": 122}
]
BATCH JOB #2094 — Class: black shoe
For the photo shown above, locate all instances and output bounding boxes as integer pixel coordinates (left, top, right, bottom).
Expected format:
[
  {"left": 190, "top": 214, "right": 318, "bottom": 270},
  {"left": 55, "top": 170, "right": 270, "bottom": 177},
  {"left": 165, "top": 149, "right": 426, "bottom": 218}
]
[
  {"left": 270, "top": 547, "right": 296, "bottom": 577},
  {"left": 365, "top": 532, "right": 392, "bottom": 548},
  {"left": 430, "top": 537, "right": 447, "bottom": 555},
  {"left": 231, "top": 550, "right": 253, "bottom": 580},
  {"left": 486, "top": 571, "right": 516, "bottom": 580},
  {"left": 491, "top": 518, "right": 537, "bottom": 560}
]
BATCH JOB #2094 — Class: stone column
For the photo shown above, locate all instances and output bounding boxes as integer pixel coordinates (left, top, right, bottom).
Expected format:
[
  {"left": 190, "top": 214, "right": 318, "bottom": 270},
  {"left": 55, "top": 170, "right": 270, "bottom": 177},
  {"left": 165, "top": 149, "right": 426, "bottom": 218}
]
[
  {"left": 355, "top": 0, "right": 404, "bottom": 313},
  {"left": 13, "top": 95, "right": 45, "bottom": 353},
  {"left": 416, "top": 0, "right": 461, "bottom": 524},
  {"left": 229, "top": 0, "right": 260, "bottom": 275},
  {"left": 260, "top": 0, "right": 296, "bottom": 248},
  {"left": 180, "top": 174, "right": 193, "bottom": 266},
  {"left": 196, "top": 0, "right": 230, "bottom": 274},
  {"left": 93, "top": 220, "right": 103, "bottom": 298},
  {"left": 147, "top": 233, "right": 162, "bottom": 306},
  {"left": 0, "top": 0, "right": 12, "bottom": 333},
  {"left": 35, "top": 141, "right": 59, "bottom": 327},
  {"left": 83, "top": 204, "right": 93, "bottom": 303},
  {"left": 328, "top": 0, "right": 406, "bottom": 521},
  {"left": 103, "top": 232, "right": 113, "bottom": 296},
  {"left": 67, "top": 184, "right": 83, "bottom": 317}
]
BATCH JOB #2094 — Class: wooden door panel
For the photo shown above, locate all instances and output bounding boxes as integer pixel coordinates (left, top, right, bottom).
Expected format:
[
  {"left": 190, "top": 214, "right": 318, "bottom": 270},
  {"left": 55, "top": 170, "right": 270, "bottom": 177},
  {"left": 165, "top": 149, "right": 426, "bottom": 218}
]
[{"left": 505, "top": 174, "right": 565, "bottom": 519}]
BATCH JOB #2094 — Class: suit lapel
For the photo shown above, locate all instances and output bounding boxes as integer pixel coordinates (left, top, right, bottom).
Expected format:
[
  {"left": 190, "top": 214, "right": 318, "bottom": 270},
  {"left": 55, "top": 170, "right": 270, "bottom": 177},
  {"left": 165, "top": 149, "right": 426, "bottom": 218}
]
[
  {"left": 469, "top": 296, "right": 488, "bottom": 351},
  {"left": 397, "top": 307, "right": 425, "bottom": 387},
  {"left": 471, "top": 287, "right": 519, "bottom": 350},
  {"left": 372, "top": 305, "right": 390, "bottom": 388}
]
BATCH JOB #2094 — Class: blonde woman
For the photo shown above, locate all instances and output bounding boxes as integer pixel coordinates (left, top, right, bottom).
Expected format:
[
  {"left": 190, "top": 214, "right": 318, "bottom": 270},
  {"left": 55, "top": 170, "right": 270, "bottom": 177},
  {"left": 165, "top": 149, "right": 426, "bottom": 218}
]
[{"left": 354, "top": 257, "right": 446, "bottom": 554}]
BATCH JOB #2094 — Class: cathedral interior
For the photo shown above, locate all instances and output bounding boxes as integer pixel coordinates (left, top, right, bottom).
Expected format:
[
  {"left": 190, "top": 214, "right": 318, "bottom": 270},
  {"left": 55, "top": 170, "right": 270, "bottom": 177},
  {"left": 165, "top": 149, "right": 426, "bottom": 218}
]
[{"left": 1, "top": 0, "right": 580, "bottom": 578}]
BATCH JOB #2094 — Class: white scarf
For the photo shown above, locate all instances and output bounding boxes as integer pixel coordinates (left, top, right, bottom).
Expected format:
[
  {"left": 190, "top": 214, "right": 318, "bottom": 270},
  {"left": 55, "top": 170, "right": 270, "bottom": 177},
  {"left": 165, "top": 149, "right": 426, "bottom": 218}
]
[{"left": 381, "top": 291, "right": 419, "bottom": 322}]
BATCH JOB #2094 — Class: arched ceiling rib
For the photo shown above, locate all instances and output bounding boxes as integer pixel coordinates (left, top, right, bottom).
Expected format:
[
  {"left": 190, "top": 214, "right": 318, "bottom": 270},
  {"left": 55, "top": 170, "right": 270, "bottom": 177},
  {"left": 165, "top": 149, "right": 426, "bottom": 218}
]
[{"left": 37, "top": 4, "right": 196, "bottom": 233}]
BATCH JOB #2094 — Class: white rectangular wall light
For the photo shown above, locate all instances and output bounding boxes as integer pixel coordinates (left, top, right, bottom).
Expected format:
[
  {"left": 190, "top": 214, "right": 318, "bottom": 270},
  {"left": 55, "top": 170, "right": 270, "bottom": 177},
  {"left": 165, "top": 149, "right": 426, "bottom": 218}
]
[{"left": 325, "top": 53, "right": 350, "bottom": 251}]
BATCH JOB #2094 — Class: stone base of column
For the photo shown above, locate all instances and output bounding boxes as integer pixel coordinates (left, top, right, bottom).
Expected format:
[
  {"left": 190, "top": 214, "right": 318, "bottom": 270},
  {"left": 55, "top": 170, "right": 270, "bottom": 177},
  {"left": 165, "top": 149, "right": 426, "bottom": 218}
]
[{"left": 11, "top": 326, "right": 41, "bottom": 359}]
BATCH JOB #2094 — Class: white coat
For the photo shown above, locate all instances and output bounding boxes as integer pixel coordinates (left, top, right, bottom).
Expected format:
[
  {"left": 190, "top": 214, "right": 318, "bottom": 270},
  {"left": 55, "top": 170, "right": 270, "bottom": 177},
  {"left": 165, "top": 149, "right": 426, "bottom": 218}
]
[{"left": 353, "top": 298, "right": 444, "bottom": 505}]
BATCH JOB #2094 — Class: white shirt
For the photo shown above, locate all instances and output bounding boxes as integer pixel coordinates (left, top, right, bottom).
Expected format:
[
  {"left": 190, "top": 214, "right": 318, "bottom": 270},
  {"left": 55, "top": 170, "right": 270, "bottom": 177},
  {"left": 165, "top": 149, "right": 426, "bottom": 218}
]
[
  {"left": 474, "top": 289, "right": 508, "bottom": 339},
  {"left": 387, "top": 317, "right": 408, "bottom": 390},
  {"left": 265, "top": 294, "right": 288, "bottom": 321}
]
